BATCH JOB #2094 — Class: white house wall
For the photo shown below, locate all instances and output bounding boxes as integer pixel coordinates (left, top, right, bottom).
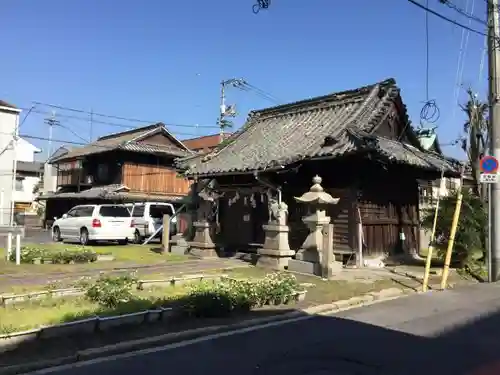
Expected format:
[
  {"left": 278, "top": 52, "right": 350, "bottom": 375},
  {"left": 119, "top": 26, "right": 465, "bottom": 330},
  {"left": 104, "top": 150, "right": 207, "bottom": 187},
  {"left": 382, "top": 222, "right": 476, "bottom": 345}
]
[
  {"left": 0, "top": 110, "right": 17, "bottom": 225},
  {"left": 43, "top": 163, "right": 57, "bottom": 193},
  {"left": 13, "top": 176, "right": 39, "bottom": 204},
  {"left": 15, "top": 138, "right": 40, "bottom": 162}
]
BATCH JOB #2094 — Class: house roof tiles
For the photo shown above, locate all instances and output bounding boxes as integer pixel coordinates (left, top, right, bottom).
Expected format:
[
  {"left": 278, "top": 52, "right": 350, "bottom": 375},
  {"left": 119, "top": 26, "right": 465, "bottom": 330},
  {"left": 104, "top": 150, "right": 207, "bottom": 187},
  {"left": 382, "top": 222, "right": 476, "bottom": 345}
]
[
  {"left": 177, "top": 79, "right": 458, "bottom": 177},
  {"left": 50, "top": 123, "right": 191, "bottom": 163}
]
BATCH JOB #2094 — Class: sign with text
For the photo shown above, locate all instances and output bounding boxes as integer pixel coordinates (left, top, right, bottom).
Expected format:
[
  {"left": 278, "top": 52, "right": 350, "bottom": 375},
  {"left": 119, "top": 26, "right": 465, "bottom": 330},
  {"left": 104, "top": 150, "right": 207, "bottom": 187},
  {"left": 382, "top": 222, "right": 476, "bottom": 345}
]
[{"left": 480, "top": 156, "right": 499, "bottom": 184}]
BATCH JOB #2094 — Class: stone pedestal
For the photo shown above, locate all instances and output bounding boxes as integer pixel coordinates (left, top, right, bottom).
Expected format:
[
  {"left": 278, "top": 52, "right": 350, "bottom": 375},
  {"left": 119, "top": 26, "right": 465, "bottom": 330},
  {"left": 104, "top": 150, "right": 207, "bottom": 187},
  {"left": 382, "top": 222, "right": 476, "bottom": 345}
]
[
  {"left": 256, "top": 223, "right": 295, "bottom": 270},
  {"left": 288, "top": 259, "right": 322, "bottom": 275},
  {"left": 290, "top": 176, "right": 341, "bottom": 277},
  {"left": 188, "top": 221, "right": 217, "bottom": 258},
  {"left": 320, "top": 223, "right": 343, "bottom": 278},
  {"left": 170, "top": 233, "right": 189, "bottom": 255},
  {"left": 295, "top": 213, "right": 331, "bottom": 263}
]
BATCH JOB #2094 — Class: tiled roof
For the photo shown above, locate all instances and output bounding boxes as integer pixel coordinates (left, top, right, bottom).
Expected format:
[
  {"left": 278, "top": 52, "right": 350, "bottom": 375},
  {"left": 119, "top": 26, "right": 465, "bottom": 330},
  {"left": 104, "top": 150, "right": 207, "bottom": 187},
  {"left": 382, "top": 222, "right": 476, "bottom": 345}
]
[
  {"left": 38, "top": 184, "right": 184, "bottom": 202},
  {"left": 177, "top": 79, "right": 458, "bottom": 176},
  {"left": 0, "top": 100, "right": 17, "bottom": 109},
  {"left": 182, "top": 134, "right": 228, "bottom": 152},
  {"left": 16, "top": 161, "right": 44, "bottom": 173},
  {"left": 352, "top": 131, "right": 458, "bottom": 171},
  {"left": 50, "top": 123, "right": 190, "bottom": 163}
]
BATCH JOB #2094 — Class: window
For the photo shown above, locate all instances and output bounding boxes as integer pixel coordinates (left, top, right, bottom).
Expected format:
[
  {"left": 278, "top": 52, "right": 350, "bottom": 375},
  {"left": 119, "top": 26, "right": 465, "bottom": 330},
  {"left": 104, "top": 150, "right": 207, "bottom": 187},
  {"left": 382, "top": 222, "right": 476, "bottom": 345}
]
[
  {"left": 15, "top": 179, "right": 23, "bottom": 191},
  {"left": 99, "top": 205, "right": 131, "bottom": 217},
  {"left": 149, "top": 204, "right": 174, "bottom": 219},
  {"left": 419, "top": 185, "right": 435, "bottom": 206},
  {"left": 76, "top": 206, "right": 94, "bottom": 217},
  {"left": 66, "top": 208, "right": 78, "bottom": 217},
  {"left": 132, "top": 205, "right": 145, "bottom": 217}
]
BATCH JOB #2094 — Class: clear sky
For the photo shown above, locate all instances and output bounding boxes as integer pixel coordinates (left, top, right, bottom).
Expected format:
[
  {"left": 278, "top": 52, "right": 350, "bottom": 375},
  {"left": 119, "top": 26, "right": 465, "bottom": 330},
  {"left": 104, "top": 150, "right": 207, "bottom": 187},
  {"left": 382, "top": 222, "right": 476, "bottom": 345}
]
[{"left": 0, "top": 0, "right": 488, "bottom": 160}]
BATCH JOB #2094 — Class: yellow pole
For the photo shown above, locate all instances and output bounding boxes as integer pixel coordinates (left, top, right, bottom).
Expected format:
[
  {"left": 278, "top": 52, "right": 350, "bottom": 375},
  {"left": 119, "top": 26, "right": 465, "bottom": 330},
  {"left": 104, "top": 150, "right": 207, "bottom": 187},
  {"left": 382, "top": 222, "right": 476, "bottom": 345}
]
[
  {"left": 422, "top": 200, "right": 441, "bottom": 292},
  {"left": 440, "top": 171, "right": 465, "bottom": 289},
  {"left": 422, "top": 169, "right": 445, "bottom": 292}
]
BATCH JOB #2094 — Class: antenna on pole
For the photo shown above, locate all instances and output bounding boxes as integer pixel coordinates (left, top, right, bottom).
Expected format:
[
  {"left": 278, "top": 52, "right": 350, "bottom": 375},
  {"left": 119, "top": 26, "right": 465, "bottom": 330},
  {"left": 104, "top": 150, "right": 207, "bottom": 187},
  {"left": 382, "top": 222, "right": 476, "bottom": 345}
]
[
  {"left": 218, "top": 78, "right": 244, "bottom": 143},
  {"left": 89, "top": 108, "right": 94, "bottom": 142},
  {"left": 44, "top": 110, "right": 60, "bottom": 160}
]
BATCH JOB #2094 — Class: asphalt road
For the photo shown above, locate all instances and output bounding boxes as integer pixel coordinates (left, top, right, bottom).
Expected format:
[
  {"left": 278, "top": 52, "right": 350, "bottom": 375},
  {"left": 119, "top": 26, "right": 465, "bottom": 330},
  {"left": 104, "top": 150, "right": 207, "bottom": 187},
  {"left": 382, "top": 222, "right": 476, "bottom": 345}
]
[{"left": 31, "top": 282, "right": 500, "bottom": 375}]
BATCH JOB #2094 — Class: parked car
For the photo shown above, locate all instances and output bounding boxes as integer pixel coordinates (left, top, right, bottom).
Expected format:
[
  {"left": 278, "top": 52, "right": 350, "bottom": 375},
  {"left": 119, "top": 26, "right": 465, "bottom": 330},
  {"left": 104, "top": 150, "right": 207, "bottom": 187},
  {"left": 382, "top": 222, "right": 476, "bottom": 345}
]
[
  {"left": 52, "top": 204, "right": 134, "bottom": 245},
  {"left": 127, "top": 202, "right": 177, "bottom": 244}
]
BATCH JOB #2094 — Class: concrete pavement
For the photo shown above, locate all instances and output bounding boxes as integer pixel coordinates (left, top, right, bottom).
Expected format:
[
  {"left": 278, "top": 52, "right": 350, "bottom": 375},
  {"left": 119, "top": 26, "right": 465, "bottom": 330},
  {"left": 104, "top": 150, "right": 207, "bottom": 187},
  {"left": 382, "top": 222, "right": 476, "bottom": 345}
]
[{"left": 29, "top": 282, "right": 500, "bottom": 375}]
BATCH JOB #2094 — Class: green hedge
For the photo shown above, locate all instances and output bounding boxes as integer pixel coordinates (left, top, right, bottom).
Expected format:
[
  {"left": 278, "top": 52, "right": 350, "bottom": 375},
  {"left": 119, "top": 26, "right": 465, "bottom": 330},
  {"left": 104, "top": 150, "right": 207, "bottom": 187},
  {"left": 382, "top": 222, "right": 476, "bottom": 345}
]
[
  {"left": 182, "top": 273, "right": 300, "bottom": 317},
  {"left": 8, "top": 246, "right": 98, "bottom": 264},
  {"left": 83, "top": 272, "right": 302, "bottom": 318}
]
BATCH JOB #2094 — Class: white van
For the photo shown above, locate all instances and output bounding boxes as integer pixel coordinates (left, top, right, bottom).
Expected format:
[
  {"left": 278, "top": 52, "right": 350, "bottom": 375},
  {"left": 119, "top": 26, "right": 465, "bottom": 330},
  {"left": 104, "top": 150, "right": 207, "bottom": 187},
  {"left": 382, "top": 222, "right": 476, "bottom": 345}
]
[
  {"left": 52, "top": 204, "right": 133, "bottom": 245},
  {"left": 127, "top": 202, "right": 177, "bottom": 244}
]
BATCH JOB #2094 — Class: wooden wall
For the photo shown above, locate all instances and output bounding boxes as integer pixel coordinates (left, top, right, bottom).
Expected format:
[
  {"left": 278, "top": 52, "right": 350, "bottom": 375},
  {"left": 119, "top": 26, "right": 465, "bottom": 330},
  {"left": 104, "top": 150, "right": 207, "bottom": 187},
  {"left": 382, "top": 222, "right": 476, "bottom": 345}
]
[
  {"left": 122, "top": 162, "right": 191, "bottom": 195},
  {"left": 57, "top": 170, "right": 80, "bottom": 186},
  {"left": 286, "top": 187, "right": 355, "bottom": 255},
  {"left": 357, "top": 178, "right": 420, "bottom": 256}
]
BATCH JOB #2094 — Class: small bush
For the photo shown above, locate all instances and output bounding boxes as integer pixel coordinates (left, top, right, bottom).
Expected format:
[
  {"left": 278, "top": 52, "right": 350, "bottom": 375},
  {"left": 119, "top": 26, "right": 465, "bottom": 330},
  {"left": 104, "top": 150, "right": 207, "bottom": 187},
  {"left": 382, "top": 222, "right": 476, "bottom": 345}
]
[
  {"left": 8, "top": 246, "right": 44, "bottom": 263},
  {"left": 50, "top": 249, "right": 97, "bottom": 264},
  {"left": 8, "top": 246, "right": 98, "bottom": 264},
  {"left": 81, "top": 271, "right": 301, "bottom": 317},
  {"left": 84, "top": 274, "right": 138, "bottom": 308},
  {"left": 181, "top": 273, "right": 300, "bottom": 318}
]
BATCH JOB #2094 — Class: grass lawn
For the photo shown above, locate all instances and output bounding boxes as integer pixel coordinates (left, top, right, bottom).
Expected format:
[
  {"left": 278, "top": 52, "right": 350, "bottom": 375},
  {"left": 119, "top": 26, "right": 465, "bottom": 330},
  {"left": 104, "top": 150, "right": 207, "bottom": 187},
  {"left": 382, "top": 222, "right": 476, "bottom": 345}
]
[
  {"left": 0, "top": 285, "right": 191, "bottom": 334},
  {"left": 0, "top": 242, "right": 190, "bottom": 276}
]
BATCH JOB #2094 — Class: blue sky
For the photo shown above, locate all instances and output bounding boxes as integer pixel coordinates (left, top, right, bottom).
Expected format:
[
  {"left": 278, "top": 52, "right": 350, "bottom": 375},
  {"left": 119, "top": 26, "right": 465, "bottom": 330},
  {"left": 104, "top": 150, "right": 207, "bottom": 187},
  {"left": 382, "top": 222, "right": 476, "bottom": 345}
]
[{"left": 0, "top": 0, "right": 488, "bottom": 160}]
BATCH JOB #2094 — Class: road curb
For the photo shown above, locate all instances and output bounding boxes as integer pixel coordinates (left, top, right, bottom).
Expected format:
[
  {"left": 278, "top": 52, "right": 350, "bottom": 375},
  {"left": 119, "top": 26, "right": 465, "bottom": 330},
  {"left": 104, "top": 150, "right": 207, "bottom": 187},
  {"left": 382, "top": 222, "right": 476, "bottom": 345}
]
[{"left": 0, "top": 287, "right": 416, "bottom": 375}]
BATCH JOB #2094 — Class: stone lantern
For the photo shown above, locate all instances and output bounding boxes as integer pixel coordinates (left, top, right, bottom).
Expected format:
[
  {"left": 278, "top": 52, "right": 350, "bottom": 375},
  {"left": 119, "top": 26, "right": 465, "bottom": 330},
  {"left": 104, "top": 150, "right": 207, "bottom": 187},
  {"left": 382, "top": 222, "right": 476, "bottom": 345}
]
[{"left": 288, "top": 175, "right": 340, "bottom": 276}]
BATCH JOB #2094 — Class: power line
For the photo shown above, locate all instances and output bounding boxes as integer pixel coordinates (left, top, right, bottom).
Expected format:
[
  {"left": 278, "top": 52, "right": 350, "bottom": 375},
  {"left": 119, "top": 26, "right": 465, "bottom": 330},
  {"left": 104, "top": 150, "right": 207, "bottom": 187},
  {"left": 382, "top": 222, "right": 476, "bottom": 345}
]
[
  {"left": 28, "top": 103, "right": 219, "bottom": 130},
  {"left": 252, "top": 0, "right": 270, "bottom": 14},
  {"left": 439, "top": 0, "right": 487, "bottom": 25},
  {"left": 408, "top": 0, "right": 488, "bottom": 37},
  {"left": 20, "top": 108, "right": 208, "bottom": 139},
  {"left": 450, "top": 0, "right": 475, "bottom": 127}
]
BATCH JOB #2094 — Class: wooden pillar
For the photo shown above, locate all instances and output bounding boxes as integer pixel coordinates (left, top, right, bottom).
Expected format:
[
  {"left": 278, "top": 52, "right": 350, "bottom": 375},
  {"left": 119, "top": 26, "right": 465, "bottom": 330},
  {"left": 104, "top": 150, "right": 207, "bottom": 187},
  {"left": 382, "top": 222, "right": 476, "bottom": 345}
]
[{"left": 162, "top": 214, "right": 170, "bottom": 253}]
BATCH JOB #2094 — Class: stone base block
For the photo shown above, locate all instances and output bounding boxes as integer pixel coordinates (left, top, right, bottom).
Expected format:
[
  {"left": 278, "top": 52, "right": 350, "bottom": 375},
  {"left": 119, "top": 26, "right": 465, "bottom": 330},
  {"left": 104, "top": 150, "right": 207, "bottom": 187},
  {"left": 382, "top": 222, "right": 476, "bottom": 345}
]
[
  {"left": 188, "top": 244, "right": 218, "bottom": 259},
  {"left": 170, "top": 236, "right": 189, "bottom": 255},
  {"left": 171, "top": 245, "right": 189, "bottom": 255},
  {"left": 256, "top": 248, "right": 295, "bottom": 270},
  {"left": 288, "top": 259, "right": 321, "bottom": 275}
]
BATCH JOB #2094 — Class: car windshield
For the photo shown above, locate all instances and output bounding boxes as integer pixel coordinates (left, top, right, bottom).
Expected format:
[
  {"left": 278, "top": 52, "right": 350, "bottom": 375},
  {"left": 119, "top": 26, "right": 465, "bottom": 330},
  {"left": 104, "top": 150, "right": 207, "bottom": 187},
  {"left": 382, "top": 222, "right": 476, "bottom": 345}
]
[
  {"left": 149, "top": 205, "right": 173, "bottom": 219},
  {"left": 99, "top": 206, "right": 130, "bottom": 217}
]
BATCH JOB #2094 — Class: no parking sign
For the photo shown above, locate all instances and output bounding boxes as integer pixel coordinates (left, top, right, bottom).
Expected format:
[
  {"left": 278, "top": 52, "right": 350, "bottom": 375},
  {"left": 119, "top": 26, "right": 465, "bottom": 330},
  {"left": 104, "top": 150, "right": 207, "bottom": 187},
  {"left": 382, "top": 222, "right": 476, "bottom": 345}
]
[{"left": 479, "top": 155, "right": 499, "bottom": 183}]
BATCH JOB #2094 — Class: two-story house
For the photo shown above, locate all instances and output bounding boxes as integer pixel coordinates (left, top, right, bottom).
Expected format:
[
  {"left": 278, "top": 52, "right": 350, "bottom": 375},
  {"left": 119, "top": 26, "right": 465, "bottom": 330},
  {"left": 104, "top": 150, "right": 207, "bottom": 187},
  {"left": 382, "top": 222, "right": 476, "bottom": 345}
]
[
  {"left": 40, "top": 123, "right": 193, "bottom": 225},
  {"left": 42, "top": 145, "right": 72, "bottom": 194},
  {"left": 0, "top": 100, "right": 21, "bottom": 226},
  {"left": 13, "top": 138, "right": 43, "bottom": 214}
]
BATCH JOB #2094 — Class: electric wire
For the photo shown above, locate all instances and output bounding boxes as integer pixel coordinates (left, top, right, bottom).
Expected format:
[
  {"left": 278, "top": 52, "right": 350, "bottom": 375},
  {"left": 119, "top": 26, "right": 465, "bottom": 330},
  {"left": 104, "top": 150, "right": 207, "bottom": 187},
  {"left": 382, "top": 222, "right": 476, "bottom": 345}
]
[
  {"left": 439, "top": 0, "right": 487, "bottom": 25},
  {"left": 30, "top": 103, "right": 219, "bottom": 130},
  {"left": 419, "top": 0, "right": 441, "bottom": 127},
  {"left": 450, "top": 0, "right": 475, "bottom": 128},
  {"left": 408, "top": 0, "right": 488, "bottom": 37},
  {"left": 252, "top": 0, "right": 270, "bottom": 14}
]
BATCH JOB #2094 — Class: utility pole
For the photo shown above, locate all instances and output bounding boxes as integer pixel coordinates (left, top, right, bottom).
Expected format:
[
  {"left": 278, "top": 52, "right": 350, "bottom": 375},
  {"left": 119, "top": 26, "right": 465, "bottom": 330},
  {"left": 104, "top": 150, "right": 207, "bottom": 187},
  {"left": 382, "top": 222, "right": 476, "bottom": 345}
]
[
  {"left": 487, "top": 0, "right": 500, "bottom": 281},
  {"left": 89, "top": 108, "right": 94, "bottom": 142},
  {"left": 219, "top": 81, "right": 226, "bottom": 142},
  {"left": 8, "top": 113, "right": 19, "bottom": 227},
  {"left": 44, "top": 111, "right": 60, "bottom": 160},
  {"left": 218, "top": 78, "right": 243, "bottom": 143}
]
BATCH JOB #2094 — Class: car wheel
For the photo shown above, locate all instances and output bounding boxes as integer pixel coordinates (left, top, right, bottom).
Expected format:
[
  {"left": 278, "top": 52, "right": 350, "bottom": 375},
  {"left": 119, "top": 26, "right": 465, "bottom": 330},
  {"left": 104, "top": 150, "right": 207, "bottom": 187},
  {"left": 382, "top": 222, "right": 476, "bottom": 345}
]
[
  {"left": 133, "top": 230, "right": 142, "bottom": 244},
  {"left": 117, "top": 239, "right": 128, "bottom": 245},
  {"left": 52, "top": 226, "right": 62, "bottom": 242},
  {"left": 79, "top": 228, "right": 89, "bottom": 246}
]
